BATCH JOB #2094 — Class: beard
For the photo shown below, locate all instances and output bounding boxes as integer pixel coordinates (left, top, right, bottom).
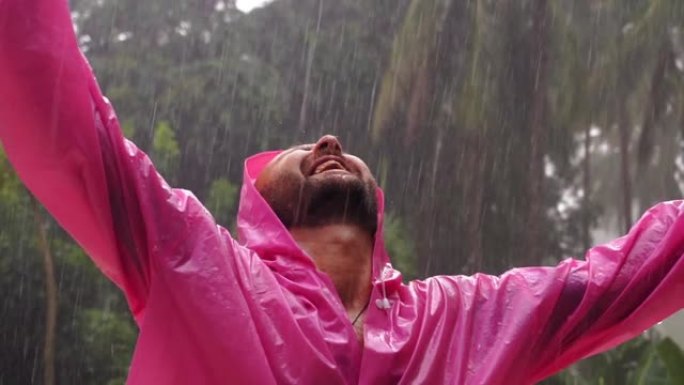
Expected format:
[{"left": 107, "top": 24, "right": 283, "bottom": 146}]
[{"left": 258, "top": 171, "right": 378, "bottom": 235}]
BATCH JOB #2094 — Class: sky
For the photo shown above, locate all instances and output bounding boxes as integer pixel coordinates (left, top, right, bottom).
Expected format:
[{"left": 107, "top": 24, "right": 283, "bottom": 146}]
[{"left": 236, "top": 0, "right": 273, "bottom": 13}]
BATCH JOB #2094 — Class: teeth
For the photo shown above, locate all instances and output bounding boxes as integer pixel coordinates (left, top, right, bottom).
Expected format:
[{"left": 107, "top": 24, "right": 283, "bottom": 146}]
[{"left": 314, "top": 160, "right": 344, "bottom": 174}]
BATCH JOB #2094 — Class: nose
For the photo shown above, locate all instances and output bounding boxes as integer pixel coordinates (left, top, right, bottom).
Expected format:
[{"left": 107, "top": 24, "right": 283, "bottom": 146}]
[{"left": 313, "top": 135, "right": 343, "bottom": 157}]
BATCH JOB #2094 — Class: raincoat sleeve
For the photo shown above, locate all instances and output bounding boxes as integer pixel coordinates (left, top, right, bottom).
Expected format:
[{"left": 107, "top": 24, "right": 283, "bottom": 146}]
[
  {"left": 0, "top": 0, "right": 214, "bottom": 321},
  {"left": 457, "top": 200, "right": 684, "bottom": 383},
  {"left": 524, "top": 200, "right": 684, "bottom": 381}
]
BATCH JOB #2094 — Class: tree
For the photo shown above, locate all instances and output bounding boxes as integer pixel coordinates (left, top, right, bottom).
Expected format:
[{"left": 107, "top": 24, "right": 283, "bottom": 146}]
[
  {"left": 205, "top": 177, "right": 239, "bottom": 228},
  {"left": 33, "top": 202, "right": 58, "bottom": 385},
  {"left": 1, "top": 146, "right": 136, "bottom": 384},
  {"left": 541, "top": 335, "right": 684, "bottom": 385}
]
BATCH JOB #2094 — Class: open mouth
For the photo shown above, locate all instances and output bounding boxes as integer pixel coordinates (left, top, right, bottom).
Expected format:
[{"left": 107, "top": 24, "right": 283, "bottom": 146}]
[{"left": 309, "top": 157, "right": 349, "bottom": 175}]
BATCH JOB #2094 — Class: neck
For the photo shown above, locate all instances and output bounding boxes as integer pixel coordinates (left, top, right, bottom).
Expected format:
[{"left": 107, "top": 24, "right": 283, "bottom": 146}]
[{"left": 290, "top": 225, "right": 373, "bottom": 314}]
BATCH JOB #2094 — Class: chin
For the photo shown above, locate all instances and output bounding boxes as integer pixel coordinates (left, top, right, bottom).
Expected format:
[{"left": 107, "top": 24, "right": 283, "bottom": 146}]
[
  {"left": 260, "top": 170, "right": 378, "bottom": 234},
  {"left": 303, "top": 172, "right": 375, "bottom": 224}
]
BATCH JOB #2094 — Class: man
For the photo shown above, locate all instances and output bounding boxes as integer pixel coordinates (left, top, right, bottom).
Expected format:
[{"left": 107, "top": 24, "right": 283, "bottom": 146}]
[{"left": 1, "top": 0, "right": 683, "bottom": 384}]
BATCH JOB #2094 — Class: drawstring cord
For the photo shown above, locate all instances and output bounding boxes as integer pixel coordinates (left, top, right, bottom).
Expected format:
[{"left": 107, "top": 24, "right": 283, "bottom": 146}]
[
  {"left": 375, "top": 266, "right": 391, "bottom": 310},
  {"left": 351, "top": 297, "right": 371, "bottom": 326}
]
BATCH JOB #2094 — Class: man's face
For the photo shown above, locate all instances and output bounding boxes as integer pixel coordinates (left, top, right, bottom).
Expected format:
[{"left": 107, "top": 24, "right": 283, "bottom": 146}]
[{"left": 255, "top": 135, "right": 378, "bottom": 234}]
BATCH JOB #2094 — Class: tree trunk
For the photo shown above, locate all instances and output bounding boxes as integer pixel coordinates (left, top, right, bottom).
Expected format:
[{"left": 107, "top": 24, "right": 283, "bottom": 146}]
[
  {"left": 525, "top": 0, "right": 550, "bottom": 264},
  {"left": 637, "top": 43, "right": 674, "bottom": 166},
  {"left": 464, "top": 134, "right": 485, "bottom": 273},
  {"left": 618, "top": 102, "right": 633, "bottom": 233},
  {"left": 582, "top": 123, "right": 592, "bottom": 251},
  {"left": 33, "top": 201, "right": 57, "bottom": 385}
]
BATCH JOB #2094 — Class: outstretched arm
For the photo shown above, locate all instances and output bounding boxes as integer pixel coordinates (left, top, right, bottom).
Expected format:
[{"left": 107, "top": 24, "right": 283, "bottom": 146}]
[
  {"left": 403, "top": 201, "right": 684, "bottom": 384},
  {"left": 0, "top": 0, "right": 219, "bottom": 322},
  {"left": 524, "top": 200, "right": 684, "bottom": 381}
]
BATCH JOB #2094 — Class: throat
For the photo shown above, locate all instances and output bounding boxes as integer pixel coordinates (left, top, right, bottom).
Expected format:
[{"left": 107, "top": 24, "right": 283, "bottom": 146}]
[{"left": 289, "top": 225, "right": 373, "bottom": 311}]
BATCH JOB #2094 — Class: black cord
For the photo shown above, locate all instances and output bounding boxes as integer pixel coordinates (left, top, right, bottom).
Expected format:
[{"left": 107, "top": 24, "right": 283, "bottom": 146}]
[{"left": 351, "top": 297, "right": 371, "bottom": 326}]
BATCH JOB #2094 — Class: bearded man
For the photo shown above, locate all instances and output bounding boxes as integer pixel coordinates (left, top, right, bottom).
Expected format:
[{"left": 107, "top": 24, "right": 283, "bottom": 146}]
[{"left": 1, "top": 1, "right": 684, "bottom": 384}]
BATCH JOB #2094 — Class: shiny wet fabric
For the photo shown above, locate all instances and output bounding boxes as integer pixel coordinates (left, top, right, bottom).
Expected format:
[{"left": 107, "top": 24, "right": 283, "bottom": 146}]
[{"left": 1, "top": 1, "right": 684, "bottom": 384}]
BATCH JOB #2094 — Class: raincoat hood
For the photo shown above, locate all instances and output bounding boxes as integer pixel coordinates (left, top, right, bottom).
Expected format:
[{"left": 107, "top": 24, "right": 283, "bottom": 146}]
[{"left": 237, "top": 151, "right": 399, "bottom": 307}]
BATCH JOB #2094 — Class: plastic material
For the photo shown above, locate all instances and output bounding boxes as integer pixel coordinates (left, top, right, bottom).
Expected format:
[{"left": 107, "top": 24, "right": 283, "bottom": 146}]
[{"left": 1, "top": 1, "right": 684, "bottom": 384}]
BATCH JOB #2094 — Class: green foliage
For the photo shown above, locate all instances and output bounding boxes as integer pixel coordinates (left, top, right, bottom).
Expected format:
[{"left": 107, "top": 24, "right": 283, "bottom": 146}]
[
  {"left": 0, "top": 146, "right": 27, "bottom": 253},
  {"left": 372, "top": 0, "right": 444, "bottom": 138},
  {"left": 0, "top": 145, "right": 22, "bottom": 206},
  {"left": 1, "top": 145, "right": 136, "bottom": 384},
  {"left": 79, "top": 308, "right": 136, "bottom": 384},
  {"left": 542, "top": 335, "right": 684, "bottom": 385},
  {"left": 383, "top": 212, "right": 418, "bottom": 280},
  {"left": 121, "top": 119, "right": 137, "bottom": 138},
  {"left": 152, "top": 120, "right": 180, "bottom": 178},
  {"left": 205, "top": 177, "right": 239, "bottom": 228},
  {"left": 657, "top": 338, "right": 684, "bottom": 384}
]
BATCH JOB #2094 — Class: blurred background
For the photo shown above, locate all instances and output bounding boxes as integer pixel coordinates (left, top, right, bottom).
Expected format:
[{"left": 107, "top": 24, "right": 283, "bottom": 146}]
[{"left": 2, "top": 0, "right": 684, "bottom": 383}]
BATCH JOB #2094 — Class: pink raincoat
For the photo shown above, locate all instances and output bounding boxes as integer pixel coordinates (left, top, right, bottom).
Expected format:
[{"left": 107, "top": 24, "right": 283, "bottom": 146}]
[{"left": 1, "top": 1, "right": 684, "bottom": 384}]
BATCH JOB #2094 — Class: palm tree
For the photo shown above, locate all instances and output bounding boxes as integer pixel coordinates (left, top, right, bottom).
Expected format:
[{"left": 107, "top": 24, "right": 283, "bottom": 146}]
[{"left": 372, "top": 0, "right": 566, "bottom": 274}]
